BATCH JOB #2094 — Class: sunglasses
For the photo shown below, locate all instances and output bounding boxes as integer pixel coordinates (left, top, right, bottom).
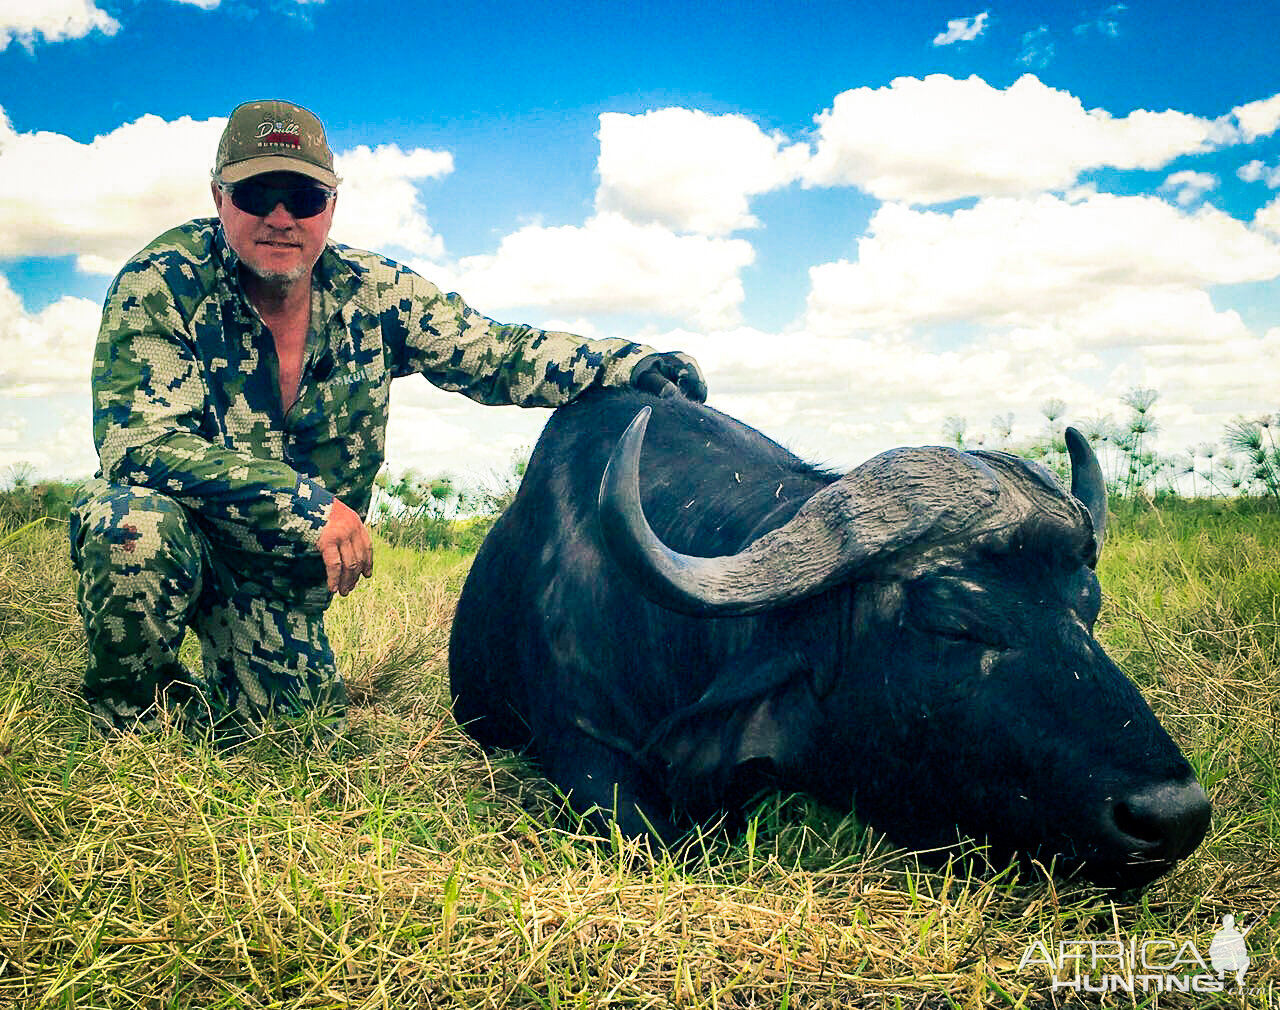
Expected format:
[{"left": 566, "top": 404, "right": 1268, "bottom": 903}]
[{"left": 222, "top": 181, "right": 335, "bottom": 219}]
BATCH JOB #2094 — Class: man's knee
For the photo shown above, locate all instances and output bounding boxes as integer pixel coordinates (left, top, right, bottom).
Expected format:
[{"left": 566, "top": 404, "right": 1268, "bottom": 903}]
[{"left": 71, "top": 478, "right": 205, "bottom": 593}]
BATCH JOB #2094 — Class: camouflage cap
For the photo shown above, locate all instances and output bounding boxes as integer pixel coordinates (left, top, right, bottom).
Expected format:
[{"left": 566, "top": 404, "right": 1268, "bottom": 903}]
[{"left": 214, "top": 99, "right": 339, "bottom": 187}]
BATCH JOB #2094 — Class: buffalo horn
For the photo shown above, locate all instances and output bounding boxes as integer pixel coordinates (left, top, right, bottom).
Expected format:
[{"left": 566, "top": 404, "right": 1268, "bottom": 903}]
[
  {"left": 598, "top": 407, "right": 1004, "bottom": 617},
  {"left": 1064, "top": 425, "right": 1107, "bottom": 561}
]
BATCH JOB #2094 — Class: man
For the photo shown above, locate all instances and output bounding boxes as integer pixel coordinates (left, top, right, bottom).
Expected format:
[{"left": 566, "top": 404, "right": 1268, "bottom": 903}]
[{"left": 71, "top": 99, "right": 706, "bottom": 742}]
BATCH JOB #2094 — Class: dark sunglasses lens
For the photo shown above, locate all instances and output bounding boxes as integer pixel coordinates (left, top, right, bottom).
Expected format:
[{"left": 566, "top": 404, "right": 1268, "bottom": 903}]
[{"left": 229, "top": 184, "right": 331, "bottom": 218}]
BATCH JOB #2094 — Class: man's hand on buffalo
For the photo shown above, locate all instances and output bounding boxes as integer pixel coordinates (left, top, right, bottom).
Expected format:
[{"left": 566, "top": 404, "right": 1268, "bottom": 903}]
[
  {"left": 317, "top": 498, "right": 374, "bottom": 596},
  {"left": 629, "top": 352, "right": 708, "bottom": 403}
]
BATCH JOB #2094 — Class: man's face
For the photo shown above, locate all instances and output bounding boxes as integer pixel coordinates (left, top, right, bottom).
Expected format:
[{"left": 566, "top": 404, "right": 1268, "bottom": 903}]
[{"left": 212, "top": 171, "right": 336, "bottom": 287}]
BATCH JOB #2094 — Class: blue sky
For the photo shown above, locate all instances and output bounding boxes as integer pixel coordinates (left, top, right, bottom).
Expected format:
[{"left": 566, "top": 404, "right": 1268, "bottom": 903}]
[{"left": 1, "top": 0, "right": 1279, "bottom": 485}]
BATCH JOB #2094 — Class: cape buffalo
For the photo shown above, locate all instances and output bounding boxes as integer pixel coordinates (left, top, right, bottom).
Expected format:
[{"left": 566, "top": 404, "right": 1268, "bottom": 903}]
[{"left": 449, "top": 389, "right": 1210, "bottom": 887}]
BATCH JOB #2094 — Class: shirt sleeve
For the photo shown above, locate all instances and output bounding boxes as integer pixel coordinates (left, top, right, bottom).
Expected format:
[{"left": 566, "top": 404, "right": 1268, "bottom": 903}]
[
  {"left": 384, "top": 266, "right": 656, "bottom": 405},
  {"left": 91, "top": 260, "right": 336, "bottom": 559}
]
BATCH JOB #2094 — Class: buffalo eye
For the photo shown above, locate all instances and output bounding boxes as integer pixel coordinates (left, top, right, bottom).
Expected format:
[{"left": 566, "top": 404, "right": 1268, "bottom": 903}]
[
  {"left": 915, "top": 603, "right": 1009, "bottom": 651},
  {"left": 927, "top": 620, "right": 1007, "bottom": 651},
  {"left": 910, "top": 577, "right": 1010, "bottom": 651}
]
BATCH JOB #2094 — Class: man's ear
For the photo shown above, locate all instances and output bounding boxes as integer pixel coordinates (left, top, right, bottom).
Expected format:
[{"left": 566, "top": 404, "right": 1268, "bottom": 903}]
[{"left": 211, "top": 180, "right": 223, "bottom": 214}]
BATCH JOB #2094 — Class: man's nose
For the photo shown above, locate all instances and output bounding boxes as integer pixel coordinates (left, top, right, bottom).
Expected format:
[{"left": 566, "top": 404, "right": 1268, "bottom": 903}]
[{"left": 262, "top": 202, "right": 296, "bottom": 226}]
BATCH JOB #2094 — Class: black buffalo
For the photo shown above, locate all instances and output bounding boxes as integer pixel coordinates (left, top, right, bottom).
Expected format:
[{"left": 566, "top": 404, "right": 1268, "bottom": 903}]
[{"left": 449, "top": 389, "right": 1210, "bottom": 887}]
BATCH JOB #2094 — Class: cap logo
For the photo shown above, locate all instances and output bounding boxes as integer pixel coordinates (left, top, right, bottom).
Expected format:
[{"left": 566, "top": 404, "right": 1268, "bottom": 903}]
[{"left": 255, "top": 120, "right": 302, "bottom": 148}]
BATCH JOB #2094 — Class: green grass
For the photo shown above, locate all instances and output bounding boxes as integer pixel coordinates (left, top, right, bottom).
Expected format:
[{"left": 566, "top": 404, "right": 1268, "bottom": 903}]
[{"left": 1, "top": 502, "right": 1278, "bottom": 1008}]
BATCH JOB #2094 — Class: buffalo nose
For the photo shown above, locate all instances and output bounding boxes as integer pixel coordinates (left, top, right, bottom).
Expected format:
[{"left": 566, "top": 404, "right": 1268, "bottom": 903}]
[{"left": 1110, "top": 778, "right": 1211, "bottom": 860}]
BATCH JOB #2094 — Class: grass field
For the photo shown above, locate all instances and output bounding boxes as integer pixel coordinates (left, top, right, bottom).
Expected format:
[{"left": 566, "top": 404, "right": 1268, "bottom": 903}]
[{"left": 1, "top": 500, "right": 1277, "bottom": 1008}]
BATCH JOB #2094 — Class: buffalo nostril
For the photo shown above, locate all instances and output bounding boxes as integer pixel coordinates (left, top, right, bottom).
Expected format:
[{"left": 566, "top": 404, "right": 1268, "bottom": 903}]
[{"left": 1110, "top": 779, "right": 1211, "bottom": 859}]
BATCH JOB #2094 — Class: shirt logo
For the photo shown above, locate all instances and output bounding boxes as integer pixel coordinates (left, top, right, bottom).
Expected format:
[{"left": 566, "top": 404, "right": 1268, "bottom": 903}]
[
  {"left": 324, "top": 367, "right": 370, "bottom": 388},
  {"left": 256, "top": 121, "right": 302, "bottom": 148}
]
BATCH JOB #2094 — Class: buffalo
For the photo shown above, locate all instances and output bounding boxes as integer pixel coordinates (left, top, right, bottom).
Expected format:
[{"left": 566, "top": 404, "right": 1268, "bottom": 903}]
[{"left": 449, "top": 388, "right": 1210, "bottom": 887}]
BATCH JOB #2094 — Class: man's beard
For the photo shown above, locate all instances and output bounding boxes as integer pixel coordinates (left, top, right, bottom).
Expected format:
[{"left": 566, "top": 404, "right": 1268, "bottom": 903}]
[{"left": 243, "top": 259, "right": 309, "bottom": 287}]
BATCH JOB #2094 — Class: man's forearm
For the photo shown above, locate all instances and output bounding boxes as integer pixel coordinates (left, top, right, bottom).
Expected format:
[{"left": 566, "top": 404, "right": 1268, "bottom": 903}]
[{"left": 107, "top": 430, "right": 335, "bottom": 559}]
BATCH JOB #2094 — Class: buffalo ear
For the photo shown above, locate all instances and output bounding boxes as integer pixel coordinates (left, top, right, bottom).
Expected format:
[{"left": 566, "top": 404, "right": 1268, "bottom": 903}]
[{"left": 1064, "top": 426, "right": 1107, "bottom": 564}]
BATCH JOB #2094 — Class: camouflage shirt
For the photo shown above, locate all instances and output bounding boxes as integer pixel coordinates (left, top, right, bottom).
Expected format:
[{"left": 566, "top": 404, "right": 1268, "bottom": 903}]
[{"left": 91, "top": 218, "right": 655, "bottom": 587}]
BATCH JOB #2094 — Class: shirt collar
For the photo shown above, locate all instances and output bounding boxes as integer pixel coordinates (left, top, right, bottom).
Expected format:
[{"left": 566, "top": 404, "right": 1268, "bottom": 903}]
[{"left": 211, "top": 220, "right": 360, "bottom": 320}]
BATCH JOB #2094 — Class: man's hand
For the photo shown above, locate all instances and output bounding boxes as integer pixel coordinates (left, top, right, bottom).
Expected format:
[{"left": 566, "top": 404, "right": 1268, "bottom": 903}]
[
  {"left": 630, "top": 352, "right": 708, "bottom": 403},
  {"left": 316, "top": 498, "right": 373, "bottom": 596}
]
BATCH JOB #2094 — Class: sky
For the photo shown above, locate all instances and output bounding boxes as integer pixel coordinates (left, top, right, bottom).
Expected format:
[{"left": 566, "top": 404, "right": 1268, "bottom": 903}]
[{"left": 1, "top": 0, "right": 1279, "bottom": 492}]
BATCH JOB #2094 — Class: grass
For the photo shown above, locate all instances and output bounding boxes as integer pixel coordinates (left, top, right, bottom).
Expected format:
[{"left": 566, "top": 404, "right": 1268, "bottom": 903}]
[{"left": 1, "top": 501, "right": 1278, "bottom": 1008}]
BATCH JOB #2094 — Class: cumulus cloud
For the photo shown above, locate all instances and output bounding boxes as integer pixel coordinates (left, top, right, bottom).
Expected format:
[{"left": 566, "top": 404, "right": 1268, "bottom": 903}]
[
  {"left": 567, "top": 322, "right": 1135, "bottom": 469},
  {"left": 932, "top": 11, "right": 988, "bottom": 46},
  {"left": 446, "top": 212, "right": 755, "bottom": 330},
  {"left": 594, "top": 108, "right": 807, "bottom": 235},
  {"left": 0, "top": 0, "right": 119, "bottom": 50},
  {"left": 802, "top": 75, "right": 1220, "bottom": 204},
  {"left": 1140, "top": 327, "right": 1280, "bottom": 427},
  {"left": 0, "top": 109, "right": 224, "bottom": 273},
  {"left": 6, "top": 80, "right": 1280, "bottom": 482},
  {"left": 1161, "top": 170, "right": 1217, "bottom": 206},
  {"left": 1232, "top": 92, "right": 1280, "bottom": 143},
  {"left": 1239, "top": 159, "right": 1280, "bottom": 188},
  {"left": 0, "top": 272, "right": 100, "bottom": 398},
  {"left": 0, "top": 406, "right": 96, "bottom": 479},
  {"left": 1256, "top": 197, "right": 1280, "bottom": 238},
  {"left": 803, "top": 193, "right": 1280, "bottom": 346},
  {"left": 310, "top": 311, "right": 1280, "bottom": 483},
  {"left": 0, "top": 107, "right": 454, "bottom": 276},
  {"left": 382, "top": 394, "right": 543, "bottom": 486},
  {"left": 329, "top": 144, "right": 453, "bottom": 259}
]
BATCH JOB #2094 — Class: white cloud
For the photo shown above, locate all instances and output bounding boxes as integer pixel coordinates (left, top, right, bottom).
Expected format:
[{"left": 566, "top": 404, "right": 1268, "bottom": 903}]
[
  {"left": 562, "top": 322, "right": 1143, "bottom": 470},
  {"left": 0, "top": 107, "right": 454, "bottom": 276},
  {"left": 1239, "top": 159, "right": 1280, "bottom": 188},
  {"left": 5, "top": 81, "right": 1280, "bottom": 484},
  {"left": 382, "top": 393, "right": 545, "bottom": 487},
  {"left": 1256, "top": 197, "right": 1280, "bottom": 238},
  {"left": 446, "top": 212, "right": 755, "bottom": 329},
  {"left": 0, "top": 405, "right": 96, "bottom": 479},
  {"left": 1232, "top": 92, "right": 1280, "bottom": 143},
  {"left": 1017, "top": 26, "right": 1055, "bottom": 68},
  {"left": 0, "top": 0, "right": 119, "bottom": 49},
  {"left": 802, "top": 75, "right": 1220, "bottom": 204},
  {"left": 163, "top": 0, "right": 326, "bottom": 8},
  {"left": 329, "top": 144, "right": 453, "bottom": 259},
  {"left": 380, "top": 308, "right": 1279, "bottom": 484},
  {"left": 594, "top": 109, "right": 807, "bottom": 235},
  {"left": 932, "top": 11, "right": 988, "bottom": 46},
  {"left": 803, "top": 193, "right": 1280, "bottom": 345},
  {"left": 0, "top": 273, "right": 99, "bottom": 398},
  {"left": 1073, "top": 4, "right": 1127, "bottom": 37},
  {"left": 1140, "top": 328, "right": 1280, "bottom": 427},
  {"left": 0, "top": 109, "right": 224, "bottom": 273},
  {"left": 1161, "top": 170, "right": 1217, "bottom": 206}
]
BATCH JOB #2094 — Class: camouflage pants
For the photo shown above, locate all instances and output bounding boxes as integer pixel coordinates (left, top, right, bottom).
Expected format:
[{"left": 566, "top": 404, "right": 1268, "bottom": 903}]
[{"left": 70, "top": 478, "right": 346, "bottom": 741}]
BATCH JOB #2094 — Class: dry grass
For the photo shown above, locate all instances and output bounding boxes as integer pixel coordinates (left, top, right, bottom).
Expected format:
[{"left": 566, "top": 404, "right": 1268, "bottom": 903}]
[{"left": 1, "top": 506, "right": 1278, "bottom": 1008}]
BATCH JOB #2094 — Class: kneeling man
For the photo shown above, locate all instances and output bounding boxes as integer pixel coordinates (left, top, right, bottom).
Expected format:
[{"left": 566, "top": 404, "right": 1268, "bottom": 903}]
[{"left": 72, "top": 99, "right": 705, "bottom": 741}]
